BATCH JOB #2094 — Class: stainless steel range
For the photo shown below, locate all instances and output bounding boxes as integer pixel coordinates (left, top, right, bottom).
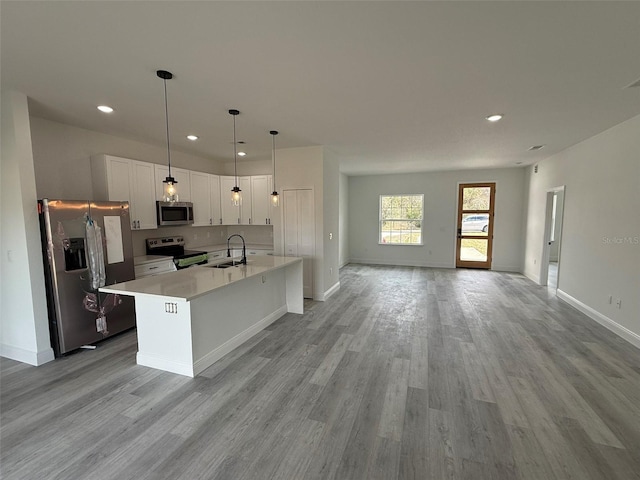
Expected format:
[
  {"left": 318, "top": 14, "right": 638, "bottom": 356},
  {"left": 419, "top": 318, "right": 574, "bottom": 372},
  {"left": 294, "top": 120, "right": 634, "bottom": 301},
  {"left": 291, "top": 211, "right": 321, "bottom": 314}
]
[{"left": 145, "top": 236, "right": 208, "bottom": 269}]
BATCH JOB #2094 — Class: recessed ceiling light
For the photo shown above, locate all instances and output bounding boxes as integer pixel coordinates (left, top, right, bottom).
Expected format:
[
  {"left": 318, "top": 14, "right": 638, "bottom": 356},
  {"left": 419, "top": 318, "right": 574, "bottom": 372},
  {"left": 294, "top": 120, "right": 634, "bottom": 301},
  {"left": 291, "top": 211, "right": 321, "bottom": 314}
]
[
  {"left": 97, "top": 105, "right": 114, "bottom": 113},
  {"left": 237, "top": 151, "right": 247, "bottom": 157},
  {"left": 186, "top": 135, "right": 198, "bottom": 141},
  {"left": 486, "top": 114, "right": 503, "bottom": 122}
]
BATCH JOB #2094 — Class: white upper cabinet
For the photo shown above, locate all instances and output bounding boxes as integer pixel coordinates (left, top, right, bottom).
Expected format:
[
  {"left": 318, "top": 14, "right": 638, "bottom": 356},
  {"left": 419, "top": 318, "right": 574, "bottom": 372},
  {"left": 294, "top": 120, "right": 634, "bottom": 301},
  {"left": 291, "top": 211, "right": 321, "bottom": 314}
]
[
  {"left": 190, "top": 171, "right": 212, "bottom": 227},
  {"left": 220, "top": 176, "right": 240, "bottom": 225},
  {"left": 189, "top": 172, "right": 221, "bottom": 226},
  {"left": 210, "top": 174, "right": 221, "bottom": 225},
  {"left": 92, "top": 155, "right": 273, "bottom": 230},
  {"left": 154, "top": 165, "right": 191, "bottom": 202},
  {"left": 91, "top": 154, "right": 157, "bottom": 230},
  {"left": 239, "top": 176, "right": 252, "bottom": 225},
  {"left": 251, "top": 175, "right": 273, "bottom": 225},
  {"left": 131, "top": 161, "right": 157, "bottom": 229}
]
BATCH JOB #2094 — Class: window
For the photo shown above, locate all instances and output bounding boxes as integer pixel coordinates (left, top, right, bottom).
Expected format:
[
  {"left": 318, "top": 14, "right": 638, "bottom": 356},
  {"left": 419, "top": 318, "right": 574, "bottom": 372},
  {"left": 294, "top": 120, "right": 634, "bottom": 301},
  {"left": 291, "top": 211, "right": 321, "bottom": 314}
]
[{"left": 379, "top": 194, "right": 423, "bottom": 245}]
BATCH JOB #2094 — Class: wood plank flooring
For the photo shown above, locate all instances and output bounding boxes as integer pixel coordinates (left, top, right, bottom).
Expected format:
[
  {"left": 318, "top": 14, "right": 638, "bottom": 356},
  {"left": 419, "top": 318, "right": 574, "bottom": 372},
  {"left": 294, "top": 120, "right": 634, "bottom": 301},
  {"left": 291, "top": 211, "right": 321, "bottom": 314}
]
[{"left": 2, "top": 265, "right": 640, "bottom": 479}]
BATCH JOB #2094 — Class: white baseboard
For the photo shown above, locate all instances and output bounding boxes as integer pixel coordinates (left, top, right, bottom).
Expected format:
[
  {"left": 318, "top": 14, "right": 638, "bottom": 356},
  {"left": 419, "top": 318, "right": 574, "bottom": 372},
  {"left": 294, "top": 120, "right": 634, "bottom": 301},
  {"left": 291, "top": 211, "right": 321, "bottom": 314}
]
[
  {"left": 319, "top": 281, "right": 340, "bottom": 301},
  {"left": 557, "top": 289, "right": 640, "bottom": 349},
  {"left": 349, "top": 258, "right": 453, "bottom": 269},
  {"left": 137, "top": 352, "right": 195, "bottom": 377},
  {"left": 523, "top": 270, "right": 540, "bottom": 284},
  {"left": 0, "top": 343, "right": 55, "bottom": 366},
  {"left": 491, "top": 264, "right": 522, "bottom": 273},
  {"left": 192, "top": 305, "right": 287, "bottom": 376}
]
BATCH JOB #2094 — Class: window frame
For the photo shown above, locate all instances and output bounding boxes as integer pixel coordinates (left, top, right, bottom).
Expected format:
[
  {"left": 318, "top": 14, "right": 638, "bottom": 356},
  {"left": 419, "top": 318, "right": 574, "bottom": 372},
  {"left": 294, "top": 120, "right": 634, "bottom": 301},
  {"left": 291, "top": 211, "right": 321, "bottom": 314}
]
[{"left": 378, "top": 194, "right": 424, "bottom": 246}]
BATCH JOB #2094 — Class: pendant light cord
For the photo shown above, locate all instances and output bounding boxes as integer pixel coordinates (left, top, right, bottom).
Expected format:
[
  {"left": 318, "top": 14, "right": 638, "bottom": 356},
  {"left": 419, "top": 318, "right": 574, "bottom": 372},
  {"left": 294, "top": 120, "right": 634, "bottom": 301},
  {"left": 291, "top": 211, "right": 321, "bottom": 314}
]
[
  {"left": 163, "top": 77, "right": 172, "bottom": 178},
  {"left": 233, "top": 114, "right": 238, "bottom": 187},
  {"left": 272, "top": 133, "right": 276, "bottom": 191}
]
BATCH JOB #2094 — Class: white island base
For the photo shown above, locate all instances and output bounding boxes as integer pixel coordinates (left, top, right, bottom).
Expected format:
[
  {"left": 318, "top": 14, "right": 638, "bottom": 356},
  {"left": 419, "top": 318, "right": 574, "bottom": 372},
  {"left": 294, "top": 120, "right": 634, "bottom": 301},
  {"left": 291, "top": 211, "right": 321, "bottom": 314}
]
[{"left": 101, "top": 256, "right": 303, "bottom": 377}]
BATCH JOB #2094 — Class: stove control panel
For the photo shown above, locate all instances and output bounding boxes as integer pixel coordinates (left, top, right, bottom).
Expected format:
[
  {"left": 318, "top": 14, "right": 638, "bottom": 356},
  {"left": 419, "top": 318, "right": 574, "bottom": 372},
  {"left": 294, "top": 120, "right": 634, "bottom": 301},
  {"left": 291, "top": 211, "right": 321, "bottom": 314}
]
[{"left": 146, "top": 236, "right": 185, "bottom": 249}]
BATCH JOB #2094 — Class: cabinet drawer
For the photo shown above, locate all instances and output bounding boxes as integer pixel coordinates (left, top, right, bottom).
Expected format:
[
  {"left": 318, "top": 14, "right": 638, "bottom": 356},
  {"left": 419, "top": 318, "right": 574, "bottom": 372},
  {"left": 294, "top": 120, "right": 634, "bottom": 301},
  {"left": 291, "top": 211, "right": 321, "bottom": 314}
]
[
  {"left": 247, "top": 249, "right": 274, "bottom": 256},
  {"left": 134, "top": 260, "right": 176, "bottom": 278}
]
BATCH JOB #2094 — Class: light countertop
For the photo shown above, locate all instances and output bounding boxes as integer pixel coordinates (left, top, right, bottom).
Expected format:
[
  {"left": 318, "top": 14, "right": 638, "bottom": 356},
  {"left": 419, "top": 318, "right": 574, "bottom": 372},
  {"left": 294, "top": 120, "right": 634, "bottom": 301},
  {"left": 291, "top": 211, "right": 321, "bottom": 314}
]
[
  {"left": 101, "top": 255, "right": 301, "bottom": 302},
  {"left": 134, "top": 255, "right": 174, "bottom": 266}
]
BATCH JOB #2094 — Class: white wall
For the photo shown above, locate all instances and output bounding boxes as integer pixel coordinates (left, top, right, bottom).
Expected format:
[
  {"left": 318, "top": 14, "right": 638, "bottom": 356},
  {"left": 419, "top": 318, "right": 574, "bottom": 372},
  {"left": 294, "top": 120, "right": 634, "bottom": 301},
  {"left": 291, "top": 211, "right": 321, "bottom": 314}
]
[
  {"left": 349, "top": 168, "right": 525, "bottom": 271},
  {"left": 30, "top": 116, "right": 224, "bottom": 200},
  {"left": 323, "top": 149, "right": 340, "bottom": 295},
  {"left": 523, "top": 114, "right": 640, "bottom": 347},
  {"left": 549, "top": 190, "right": 565, "bottom": 262},
  {"left": 274, "top": 145, "right": 338, "bottom": 300},
  {"left": 222, "top": 158, "right": 270, "bottom": 177},
  {"left": 339, "top": 173, "right": 349, "bottom": 267},
  {"left": 1, "top": 92, "right": 54, "bottom": 365}
]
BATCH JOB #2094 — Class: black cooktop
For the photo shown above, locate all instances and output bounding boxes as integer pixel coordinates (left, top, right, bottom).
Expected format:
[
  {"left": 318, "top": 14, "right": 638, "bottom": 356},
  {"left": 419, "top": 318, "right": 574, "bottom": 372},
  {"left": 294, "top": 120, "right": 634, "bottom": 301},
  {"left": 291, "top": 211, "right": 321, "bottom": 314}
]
[{"left": 146, "top": 236, "right": 205, "bottom": 259}]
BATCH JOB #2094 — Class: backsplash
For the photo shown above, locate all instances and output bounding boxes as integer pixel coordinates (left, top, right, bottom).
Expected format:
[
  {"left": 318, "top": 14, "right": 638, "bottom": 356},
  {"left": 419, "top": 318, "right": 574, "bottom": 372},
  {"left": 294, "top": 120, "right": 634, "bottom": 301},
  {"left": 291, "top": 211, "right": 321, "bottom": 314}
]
[{"left": 131, "top": 225, "right": 273, "bottom": 256}]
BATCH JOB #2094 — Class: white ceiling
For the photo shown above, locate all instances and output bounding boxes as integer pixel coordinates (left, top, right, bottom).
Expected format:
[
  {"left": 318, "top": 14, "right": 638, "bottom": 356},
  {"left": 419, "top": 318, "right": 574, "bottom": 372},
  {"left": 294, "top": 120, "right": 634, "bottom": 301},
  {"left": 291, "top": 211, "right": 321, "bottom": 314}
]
[{"left": 2, "top": 1, "right": 639, "bottom": 175}]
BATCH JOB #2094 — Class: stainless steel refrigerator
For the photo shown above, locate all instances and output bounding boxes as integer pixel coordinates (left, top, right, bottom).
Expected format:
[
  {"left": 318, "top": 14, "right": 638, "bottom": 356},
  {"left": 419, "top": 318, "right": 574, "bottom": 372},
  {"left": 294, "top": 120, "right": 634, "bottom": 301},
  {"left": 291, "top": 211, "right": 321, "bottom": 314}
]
[{"left": 38, "top": 199, "right": 136, "bottom": 356}]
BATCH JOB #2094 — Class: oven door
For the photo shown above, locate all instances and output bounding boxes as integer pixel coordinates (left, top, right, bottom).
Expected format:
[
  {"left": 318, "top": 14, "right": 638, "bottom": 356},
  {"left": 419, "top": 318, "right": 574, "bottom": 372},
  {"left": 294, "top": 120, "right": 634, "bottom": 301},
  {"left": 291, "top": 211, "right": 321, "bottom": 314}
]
[{"left": 156, "top": 202, "right": 194, "bottom": 226}]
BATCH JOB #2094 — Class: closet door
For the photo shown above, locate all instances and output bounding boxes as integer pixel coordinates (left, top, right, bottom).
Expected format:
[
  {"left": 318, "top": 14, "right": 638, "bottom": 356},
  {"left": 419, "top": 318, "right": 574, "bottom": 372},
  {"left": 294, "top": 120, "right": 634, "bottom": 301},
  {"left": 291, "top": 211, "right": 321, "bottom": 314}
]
[{"left": 283, "top": 189, "right": 314, "bottom": 299}]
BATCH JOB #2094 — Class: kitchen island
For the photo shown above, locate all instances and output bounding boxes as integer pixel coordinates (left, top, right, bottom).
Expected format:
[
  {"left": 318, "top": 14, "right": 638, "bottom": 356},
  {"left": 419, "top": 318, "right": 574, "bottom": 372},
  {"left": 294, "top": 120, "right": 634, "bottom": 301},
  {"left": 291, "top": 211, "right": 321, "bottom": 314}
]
[{"left": 100, "top": 255, "right": 303, "bottom": 377}]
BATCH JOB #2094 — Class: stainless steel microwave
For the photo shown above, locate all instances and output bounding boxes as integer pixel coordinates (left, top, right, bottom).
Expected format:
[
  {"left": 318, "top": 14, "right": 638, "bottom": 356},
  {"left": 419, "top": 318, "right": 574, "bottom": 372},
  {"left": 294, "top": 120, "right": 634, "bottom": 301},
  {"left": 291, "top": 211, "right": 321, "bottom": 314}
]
[{"left": 156, "top": 201, "right": 194, "bottom": 226}]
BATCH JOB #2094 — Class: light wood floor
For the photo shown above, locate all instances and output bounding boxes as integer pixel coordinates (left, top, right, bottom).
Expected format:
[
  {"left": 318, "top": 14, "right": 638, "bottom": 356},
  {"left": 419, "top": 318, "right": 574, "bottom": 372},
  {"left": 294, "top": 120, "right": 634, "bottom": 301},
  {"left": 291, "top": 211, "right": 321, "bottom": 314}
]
[{"left": 2, "top": 265, "right": 640, "bottom": 480}]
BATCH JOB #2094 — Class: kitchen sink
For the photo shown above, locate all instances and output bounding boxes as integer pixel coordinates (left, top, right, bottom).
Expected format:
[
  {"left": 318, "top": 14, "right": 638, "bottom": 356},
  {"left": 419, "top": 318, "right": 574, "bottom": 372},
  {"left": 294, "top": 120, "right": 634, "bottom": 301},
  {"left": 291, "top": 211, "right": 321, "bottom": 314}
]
[{"left": 207, "top": 260, "right": 246, "bottom": 269}]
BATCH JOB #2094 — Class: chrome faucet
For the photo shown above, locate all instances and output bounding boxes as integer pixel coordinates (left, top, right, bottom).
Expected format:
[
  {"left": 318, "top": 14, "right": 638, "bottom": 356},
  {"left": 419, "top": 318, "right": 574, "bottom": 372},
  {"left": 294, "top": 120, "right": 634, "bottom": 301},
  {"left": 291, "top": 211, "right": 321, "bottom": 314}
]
[{"left": 227, "top": 234, "right": 247, "bottom": 265}]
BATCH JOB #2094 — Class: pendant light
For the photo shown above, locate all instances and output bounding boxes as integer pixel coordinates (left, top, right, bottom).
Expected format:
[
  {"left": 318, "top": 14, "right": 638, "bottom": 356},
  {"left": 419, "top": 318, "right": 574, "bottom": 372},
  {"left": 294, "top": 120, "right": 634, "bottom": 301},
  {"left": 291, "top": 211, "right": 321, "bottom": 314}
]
[
  {"left": 229, "top": 109, "right": 242, "bottom": 206},
  {"left": 157, "top": 70, "right": 178, "bottom": 202},
  {"left": 270, "top": 130, "right": 280, "bottom": 207}
]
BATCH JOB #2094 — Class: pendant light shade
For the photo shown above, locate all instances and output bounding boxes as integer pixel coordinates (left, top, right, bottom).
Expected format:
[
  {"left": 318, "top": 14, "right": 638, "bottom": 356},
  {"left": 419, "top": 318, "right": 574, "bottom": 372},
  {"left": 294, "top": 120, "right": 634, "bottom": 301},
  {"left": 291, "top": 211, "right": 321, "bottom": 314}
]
[
  {"left": 157, "top": 70, "right": 178, "bottom": 202},
  {"left": 229, "top": 109, "right": 242, "bottom": 206},
  {"left": 270, "top": 130, "right": 279, "bottom": 207}
]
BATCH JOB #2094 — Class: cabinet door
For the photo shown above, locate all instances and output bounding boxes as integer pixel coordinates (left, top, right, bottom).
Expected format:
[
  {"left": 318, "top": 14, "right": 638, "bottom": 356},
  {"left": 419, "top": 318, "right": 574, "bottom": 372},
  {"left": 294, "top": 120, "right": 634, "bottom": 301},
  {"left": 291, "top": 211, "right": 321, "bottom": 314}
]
[
  {"left": 239, "top": 176, "right": 252, "bottom": 225},
  {"left": 131, "top": 160, "right": 157, "bottom": 230},
  {"left": 283, "top": 189, "right": 314, "bottom": 299},
  {"left": 210, "top": 174, "right": 222, "bottom": 225},
  {"left": 190, "top": 171, "right": 212, "bottom": 226},
  {"left": 154, "top": 165, "right": 191, "bottom": 202},
  {"left": 251, "top": 175, "right": 271, "bottom": 225},
  {"left": 220, "top": 176, "right": 240, "bottom": 225},
  {"left": 106, "top": 157, "right": 132, "bottom": 203},
  {"left": 104, "top": 157, "right": 134, "bottom": 228}
]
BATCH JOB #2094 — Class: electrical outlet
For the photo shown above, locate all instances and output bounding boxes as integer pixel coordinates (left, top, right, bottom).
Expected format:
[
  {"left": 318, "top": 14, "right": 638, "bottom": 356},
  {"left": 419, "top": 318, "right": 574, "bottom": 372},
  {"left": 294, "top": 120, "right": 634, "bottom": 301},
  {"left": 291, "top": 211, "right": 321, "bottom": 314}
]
[
  {"left": 616, "top": 298, "right": 622, "bottom": 309},
  {"left": 329, "top": 232, "right": 333, "bottom": 240}
]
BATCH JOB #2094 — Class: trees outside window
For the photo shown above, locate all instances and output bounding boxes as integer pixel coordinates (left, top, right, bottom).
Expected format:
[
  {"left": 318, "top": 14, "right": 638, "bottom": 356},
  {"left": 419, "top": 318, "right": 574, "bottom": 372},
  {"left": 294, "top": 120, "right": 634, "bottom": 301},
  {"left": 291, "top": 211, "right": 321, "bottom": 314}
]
[{"left": 379, "top": 194, "right": 423, "bottom": 245}]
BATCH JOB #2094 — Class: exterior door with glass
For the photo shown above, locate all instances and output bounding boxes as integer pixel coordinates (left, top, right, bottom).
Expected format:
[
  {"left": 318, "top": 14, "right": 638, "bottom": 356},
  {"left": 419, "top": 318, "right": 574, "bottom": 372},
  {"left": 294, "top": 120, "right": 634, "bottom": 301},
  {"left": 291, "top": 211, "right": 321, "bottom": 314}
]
[{"left": 456, "top": 183, "right": 495, "bottom": 269}]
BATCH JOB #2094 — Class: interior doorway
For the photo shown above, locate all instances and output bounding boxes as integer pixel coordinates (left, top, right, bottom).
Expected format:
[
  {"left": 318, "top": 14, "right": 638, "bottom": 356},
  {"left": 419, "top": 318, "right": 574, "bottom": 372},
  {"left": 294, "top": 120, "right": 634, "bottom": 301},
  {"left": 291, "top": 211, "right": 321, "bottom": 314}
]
[
  {"left": 456, "top": 183, "right": 496, "bottom": 269},
  {"left": 541, "top": 186, "right": 565, "bottom": 290},
  {"left": 283, "top": 188, "right": 315, "bottom": 299}
]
